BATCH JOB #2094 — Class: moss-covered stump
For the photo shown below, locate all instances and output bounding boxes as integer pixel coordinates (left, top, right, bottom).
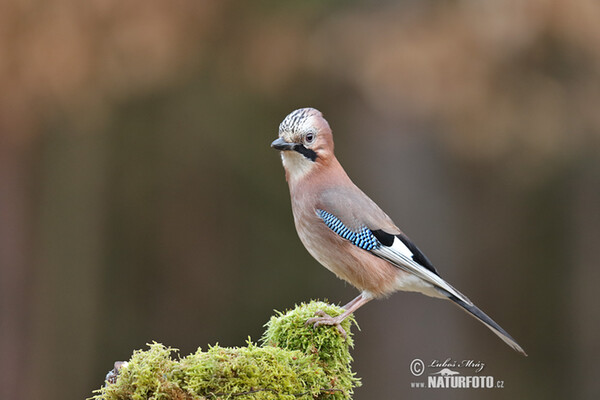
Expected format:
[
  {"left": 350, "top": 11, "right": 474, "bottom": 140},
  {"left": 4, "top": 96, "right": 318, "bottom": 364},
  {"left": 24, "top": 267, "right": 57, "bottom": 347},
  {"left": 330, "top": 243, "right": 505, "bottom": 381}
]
[{"left": 92, "top": 301, "right": 360, "bottom": 400}]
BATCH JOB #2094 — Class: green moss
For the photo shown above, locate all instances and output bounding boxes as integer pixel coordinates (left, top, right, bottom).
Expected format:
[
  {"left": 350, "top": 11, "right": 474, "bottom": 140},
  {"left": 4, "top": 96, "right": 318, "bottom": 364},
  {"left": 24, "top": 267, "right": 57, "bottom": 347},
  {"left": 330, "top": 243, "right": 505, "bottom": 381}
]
[
  {"left": 91, "top": 301, "right": 360, "bottom": 400},
  {"left": 261, "top": 301, "right": 359, "bottom": 397},
  {"left": 94, "top": 342, "right": 181, "bottom": 400}
]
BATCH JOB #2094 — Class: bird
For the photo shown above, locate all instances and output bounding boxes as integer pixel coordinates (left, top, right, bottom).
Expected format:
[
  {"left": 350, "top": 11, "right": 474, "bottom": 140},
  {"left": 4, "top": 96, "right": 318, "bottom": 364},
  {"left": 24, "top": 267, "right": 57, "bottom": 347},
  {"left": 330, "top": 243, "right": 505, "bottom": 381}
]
[{"left": 271, "top": 107, "right": 526, "bottom": 355}]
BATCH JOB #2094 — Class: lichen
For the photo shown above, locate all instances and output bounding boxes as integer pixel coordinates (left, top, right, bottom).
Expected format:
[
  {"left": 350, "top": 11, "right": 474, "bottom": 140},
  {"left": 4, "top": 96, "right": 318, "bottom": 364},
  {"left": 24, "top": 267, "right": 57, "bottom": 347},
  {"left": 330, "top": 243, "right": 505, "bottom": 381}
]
[{"left": 91, "top": 301, "right": 360, "bottom": 400}]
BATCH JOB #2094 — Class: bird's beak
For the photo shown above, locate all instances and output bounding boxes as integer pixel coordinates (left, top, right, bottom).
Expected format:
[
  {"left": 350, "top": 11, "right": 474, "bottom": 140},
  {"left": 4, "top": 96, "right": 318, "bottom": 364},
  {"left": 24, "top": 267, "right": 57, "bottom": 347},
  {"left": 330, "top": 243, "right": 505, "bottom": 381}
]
[{"left": 271, "top": 137, "right": 296, "bottom": 151}]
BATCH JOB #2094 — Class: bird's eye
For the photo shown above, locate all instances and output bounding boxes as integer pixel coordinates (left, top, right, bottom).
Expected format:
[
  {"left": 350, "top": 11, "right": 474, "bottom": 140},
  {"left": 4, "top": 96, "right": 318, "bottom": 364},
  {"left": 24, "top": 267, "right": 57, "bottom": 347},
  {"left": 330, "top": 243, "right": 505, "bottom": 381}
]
[{"left": 305, "top": 132, "right": 315, "bottom": 144}]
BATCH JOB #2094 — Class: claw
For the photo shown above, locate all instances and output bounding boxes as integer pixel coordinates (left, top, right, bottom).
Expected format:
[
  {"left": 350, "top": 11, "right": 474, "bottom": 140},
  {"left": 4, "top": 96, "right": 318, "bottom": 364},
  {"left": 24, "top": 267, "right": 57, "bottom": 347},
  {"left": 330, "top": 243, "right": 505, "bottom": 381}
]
[{"left": 305, "top": 310, "right": 347, "bottom": 338}]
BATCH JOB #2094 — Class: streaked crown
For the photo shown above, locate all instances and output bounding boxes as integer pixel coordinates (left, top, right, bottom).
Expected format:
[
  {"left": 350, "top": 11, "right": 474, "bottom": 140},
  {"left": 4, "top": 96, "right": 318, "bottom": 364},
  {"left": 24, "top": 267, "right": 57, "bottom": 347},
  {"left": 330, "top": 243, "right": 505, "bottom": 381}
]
[{"left": 279, "top": 108, "right": 322, "bottom": 140}]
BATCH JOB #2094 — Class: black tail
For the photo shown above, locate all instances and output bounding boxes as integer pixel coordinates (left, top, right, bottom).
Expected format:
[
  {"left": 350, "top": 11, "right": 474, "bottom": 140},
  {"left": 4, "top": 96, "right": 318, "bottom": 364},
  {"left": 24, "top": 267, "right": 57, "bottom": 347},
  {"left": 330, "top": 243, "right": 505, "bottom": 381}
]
[{"left": 438, "top": 288, "right": 527, "bottom": 356}]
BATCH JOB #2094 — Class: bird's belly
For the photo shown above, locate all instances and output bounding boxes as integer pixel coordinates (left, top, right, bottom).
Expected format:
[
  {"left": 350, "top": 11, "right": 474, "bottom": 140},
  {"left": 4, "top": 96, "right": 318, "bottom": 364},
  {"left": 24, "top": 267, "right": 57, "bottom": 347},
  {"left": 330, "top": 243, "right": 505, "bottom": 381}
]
[{"left": 296, "top": 220, "right": 400, "bottom": 297}]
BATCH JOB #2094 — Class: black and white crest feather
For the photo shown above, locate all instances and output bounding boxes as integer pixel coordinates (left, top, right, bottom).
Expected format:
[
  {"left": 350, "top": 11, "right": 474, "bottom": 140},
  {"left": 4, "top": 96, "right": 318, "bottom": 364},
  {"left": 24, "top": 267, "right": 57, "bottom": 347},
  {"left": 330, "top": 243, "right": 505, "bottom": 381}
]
[{"left": 279, "top": 108, "right": 316, "bottom": 136}]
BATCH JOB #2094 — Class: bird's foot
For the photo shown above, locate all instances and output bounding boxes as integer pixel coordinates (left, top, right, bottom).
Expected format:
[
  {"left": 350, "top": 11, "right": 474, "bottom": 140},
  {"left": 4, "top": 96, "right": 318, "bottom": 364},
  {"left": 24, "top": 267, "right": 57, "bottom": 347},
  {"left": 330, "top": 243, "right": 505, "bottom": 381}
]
[{"left": 306, "top": 310, "right": 347, "bottom": 338}]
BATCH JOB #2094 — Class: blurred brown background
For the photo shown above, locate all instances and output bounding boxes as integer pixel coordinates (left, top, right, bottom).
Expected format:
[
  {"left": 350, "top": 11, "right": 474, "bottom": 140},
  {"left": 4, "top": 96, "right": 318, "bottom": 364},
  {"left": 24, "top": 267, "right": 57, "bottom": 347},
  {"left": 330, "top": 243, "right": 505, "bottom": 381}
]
[{"left": 1, "top": 1, "right": 599, "bottom": 399}]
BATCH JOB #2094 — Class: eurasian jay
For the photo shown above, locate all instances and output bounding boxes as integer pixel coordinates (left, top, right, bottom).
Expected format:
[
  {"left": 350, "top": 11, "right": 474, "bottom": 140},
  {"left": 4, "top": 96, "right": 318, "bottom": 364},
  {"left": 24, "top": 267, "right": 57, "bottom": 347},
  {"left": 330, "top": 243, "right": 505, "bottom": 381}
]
[{"left": 271, "top": 107, "right": 526, "bottom": 355}]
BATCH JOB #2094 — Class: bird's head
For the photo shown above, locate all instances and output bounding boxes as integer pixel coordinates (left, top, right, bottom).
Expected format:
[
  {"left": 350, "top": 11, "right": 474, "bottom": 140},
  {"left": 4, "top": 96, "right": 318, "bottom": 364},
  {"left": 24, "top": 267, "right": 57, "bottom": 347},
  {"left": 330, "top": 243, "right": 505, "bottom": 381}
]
[{"left": 271, "top": 107, "right": 334, "bottom": 183}]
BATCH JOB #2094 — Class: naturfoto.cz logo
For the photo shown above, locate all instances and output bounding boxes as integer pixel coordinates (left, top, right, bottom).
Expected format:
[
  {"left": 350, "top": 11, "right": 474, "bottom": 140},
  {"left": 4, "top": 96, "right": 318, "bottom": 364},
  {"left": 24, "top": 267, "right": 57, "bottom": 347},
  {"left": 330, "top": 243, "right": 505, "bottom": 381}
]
[{"left": 409, "top": 358, "right": 506, "bottom": 389}]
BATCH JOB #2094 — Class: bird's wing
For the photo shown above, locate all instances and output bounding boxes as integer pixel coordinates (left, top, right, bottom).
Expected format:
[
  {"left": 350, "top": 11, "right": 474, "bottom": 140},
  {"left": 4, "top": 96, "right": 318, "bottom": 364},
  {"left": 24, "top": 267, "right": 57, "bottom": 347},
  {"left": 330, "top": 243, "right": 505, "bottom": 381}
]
[
  {"left": 316, "top": 207, "right": 472, "bottom": 305},
  {"left": 317, "top": 186, "right": 471, "bottom": 304}
]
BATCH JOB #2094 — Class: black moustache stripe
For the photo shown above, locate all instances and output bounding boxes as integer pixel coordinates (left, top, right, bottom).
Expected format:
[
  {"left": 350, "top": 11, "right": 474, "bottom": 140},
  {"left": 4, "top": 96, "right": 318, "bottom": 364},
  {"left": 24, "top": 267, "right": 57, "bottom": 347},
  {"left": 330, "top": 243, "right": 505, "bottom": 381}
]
[{"left": 293, "top": 144, "right": 317, "bottom": 162}]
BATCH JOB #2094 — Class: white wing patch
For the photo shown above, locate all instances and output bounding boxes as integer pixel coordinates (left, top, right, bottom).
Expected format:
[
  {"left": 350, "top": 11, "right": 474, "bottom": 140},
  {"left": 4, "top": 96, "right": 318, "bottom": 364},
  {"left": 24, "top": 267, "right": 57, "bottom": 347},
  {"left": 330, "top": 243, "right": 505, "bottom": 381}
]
[
  {"left": 372, "top": 236, "right": 473, "bottom": 305},
  {"left": 392, "top": 237, "right": 414, "bottom": 259}
]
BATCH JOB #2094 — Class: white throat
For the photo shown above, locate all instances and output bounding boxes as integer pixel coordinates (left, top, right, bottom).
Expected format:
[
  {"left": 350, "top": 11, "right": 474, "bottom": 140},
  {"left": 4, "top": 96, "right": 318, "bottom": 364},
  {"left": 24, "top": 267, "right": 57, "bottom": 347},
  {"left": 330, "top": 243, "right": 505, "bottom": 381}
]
[{"left": 281, "top": 151, "right": 315, "bottom": 184}]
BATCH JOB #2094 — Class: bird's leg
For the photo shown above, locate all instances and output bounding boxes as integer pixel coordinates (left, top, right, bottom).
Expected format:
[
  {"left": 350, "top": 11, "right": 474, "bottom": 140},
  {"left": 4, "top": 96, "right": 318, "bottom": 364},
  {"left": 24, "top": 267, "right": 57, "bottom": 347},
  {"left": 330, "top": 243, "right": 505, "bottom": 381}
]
[
  {"left": 341, "top": 293, "right": 364, "bottom": 310},
  {"left": 306, "top": 293, "right": 372, "bottom": 338}
]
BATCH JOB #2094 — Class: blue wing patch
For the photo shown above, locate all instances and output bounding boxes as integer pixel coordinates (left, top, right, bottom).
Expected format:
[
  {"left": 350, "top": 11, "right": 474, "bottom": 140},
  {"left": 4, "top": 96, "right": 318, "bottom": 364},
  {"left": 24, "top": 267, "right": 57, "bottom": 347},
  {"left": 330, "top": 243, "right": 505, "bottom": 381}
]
[{"left": 317, "top": 209, "right": 381, "bottom": 251}]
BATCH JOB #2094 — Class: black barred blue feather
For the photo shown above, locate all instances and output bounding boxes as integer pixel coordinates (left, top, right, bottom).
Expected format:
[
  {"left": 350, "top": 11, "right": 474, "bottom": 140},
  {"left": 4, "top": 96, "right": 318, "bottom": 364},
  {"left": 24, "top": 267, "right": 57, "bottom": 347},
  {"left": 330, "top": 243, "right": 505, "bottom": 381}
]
[{"left": 317, "top": 209, "right": 381, "bottom": 251}]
